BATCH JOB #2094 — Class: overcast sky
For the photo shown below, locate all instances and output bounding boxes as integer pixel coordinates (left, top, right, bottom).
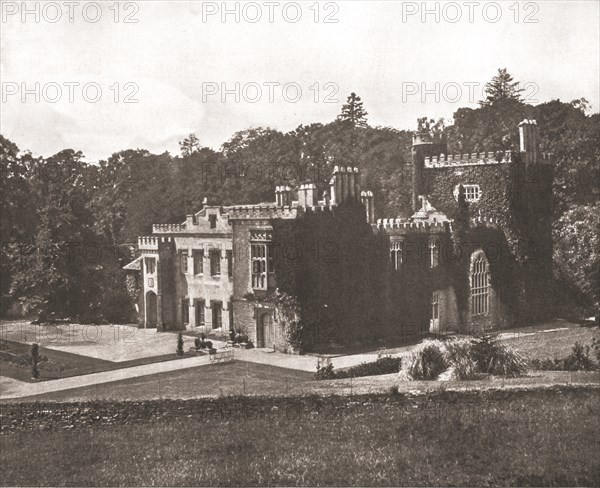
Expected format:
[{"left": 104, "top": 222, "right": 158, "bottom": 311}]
[{"left": 2, "top": 0, "right": 598, "bottom": 162}]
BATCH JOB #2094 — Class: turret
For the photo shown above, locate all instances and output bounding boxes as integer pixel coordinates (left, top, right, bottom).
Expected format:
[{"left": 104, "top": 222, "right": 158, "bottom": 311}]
[{"left": 411, "top": 129, "right": 447, "bottom": 212}]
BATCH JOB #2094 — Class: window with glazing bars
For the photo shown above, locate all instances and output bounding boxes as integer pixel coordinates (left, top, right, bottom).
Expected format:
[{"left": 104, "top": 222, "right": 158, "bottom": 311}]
[
  {"left": 471, "top": 254, "right": 490, "bottom": 315},
  {"left": 390, "top": 241, "right": 403, "bottom": 270},
  {"left": 429, "top": 240, "right": 439, "bottom": 268}
]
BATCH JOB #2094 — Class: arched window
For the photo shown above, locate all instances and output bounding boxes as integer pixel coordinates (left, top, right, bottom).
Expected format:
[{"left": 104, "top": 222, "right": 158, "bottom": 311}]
[
  {"left": 390, "top": 241, "right": 403, "bottom": 270},
  {"left": 470, "top": 251, "right": 490, "bottom": 315}
]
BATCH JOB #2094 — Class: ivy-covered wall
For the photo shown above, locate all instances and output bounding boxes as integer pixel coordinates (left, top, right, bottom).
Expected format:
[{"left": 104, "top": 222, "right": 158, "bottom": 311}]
[
  {"left": 422, "top": 155, "right": 553, "bottom": 324},
  {"left": 272, "top": 201, "right": 389, "bottom": 351}
]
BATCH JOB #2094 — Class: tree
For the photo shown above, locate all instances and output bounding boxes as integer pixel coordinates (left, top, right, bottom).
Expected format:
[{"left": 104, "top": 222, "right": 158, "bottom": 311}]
[
  {"left": 337, "top": 92, "right": 368, "bottom": 128},
  {"left": 179, "top": 133, "right": 201, "bottom": 157},
  {"left": 480, "top": 68, "right": 524, "bottom": 106}
]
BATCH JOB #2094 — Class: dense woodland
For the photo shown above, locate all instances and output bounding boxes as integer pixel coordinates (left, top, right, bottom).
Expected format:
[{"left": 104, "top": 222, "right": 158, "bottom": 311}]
[{"left": 1, "top": 71, "right": 598, "bottom": 322}]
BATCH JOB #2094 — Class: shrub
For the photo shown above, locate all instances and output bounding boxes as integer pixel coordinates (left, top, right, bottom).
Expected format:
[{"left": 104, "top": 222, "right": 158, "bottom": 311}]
[
  {"left": 470, "top": 335, "right": 529, "bottom": 377},
  {"left": 449, "top": 355, "right": 479, "bottom": 380},
  {"left": 563, "top": 342, "right": 596, "bottom": 371},
  {"left": 336, "top": 356, "right": 402, "bottom": 379},
  {"left": 444, "top": 338, "right": 474, "bottom": 364},
  {"left": 531, "top": 358, "right": 565, "bottom": 371},
  {"left": 176, "top": 332, "right": 184, "bottom": 356},
  {"left": 205, "top": 340, "right": 213, "bottom": 350},
  {"left": 592, "top": 337, "right": 600, "bottom": 364},
  {"left": 406, "top": 341, "right": 448, "bottom": 380},
  {"left": 315, "top": 358, "right": 336, "bottom": 380},
  {"left": 194, "top": 337, "right": 201, "bottom": 350},
  {"left": 31, "top": 343, "right": 40, "bottom": 379}
]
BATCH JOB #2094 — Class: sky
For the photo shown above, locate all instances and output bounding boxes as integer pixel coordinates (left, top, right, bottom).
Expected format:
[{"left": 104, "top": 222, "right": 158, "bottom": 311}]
[{"left": 1, "top": 0, "right": 599, "bottom": 162}]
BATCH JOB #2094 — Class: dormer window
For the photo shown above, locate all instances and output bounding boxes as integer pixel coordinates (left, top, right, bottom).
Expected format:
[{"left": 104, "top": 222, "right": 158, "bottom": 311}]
[
  {"left": 454, "top": 184, "right": 481, "bottom": 203},
  {"left": 209, "top": 214, "right": 217, "bottom": 229}
]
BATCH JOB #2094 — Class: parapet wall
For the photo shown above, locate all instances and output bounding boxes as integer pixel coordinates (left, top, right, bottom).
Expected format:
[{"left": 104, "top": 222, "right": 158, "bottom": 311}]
[
  {"left": 138, "top": 235, "right": 174, "bottom": 250},
  {"left": 424, "top": 150, "right": 551, "bottom": 169},
  {"left": 152, "top": 223, "right": 186, "bottom": 233},
  {"left": 227, "top": 204, "right": 299, "bottom": 220},
  {"left": 376, "top": 219, "right": 451, "bottom": 234},
  {"left": 424, "top": 150, "right": 514, "bottom": 168}
]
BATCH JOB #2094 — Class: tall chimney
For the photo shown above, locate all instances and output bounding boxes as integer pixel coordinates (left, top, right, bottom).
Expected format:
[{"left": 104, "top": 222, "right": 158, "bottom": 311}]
[
  {"left": 340, "top": 167, "right": 349, "bottom": 201},
  {"left": 282, "top": 186, "right": 292, "bottom": 206},
  {"left": 361, "top": 191, "right": 374, "bottom": 224},
  {"left": 347, "top": 166, "right": 356, "bottom": 199},
  {"left": 353, "top": 167, "right": 361, "bottom": 197},
  {"left": 297, "top": 184, "right": 306, "bottom": 208},
  {"left": 519, "top": 119, "right": 539, "bottom": 164},
  {"left": 411, "top": 130, "right": 447, "bottom": 212},
  {"left": 305, "top": 183, "right": 317, "bottom": 207},
  {"left": 275, "top": 186, "right": 282, "bottom": 206}
]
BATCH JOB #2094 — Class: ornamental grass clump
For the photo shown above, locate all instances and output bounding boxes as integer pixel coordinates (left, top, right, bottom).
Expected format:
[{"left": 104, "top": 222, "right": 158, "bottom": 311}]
[
  {"left": 470, "top": 334, "right": 529, "bottom": 377},
  {"left": 401, "top": 336, "right": 529, "bottom": 381},
  {"left": 405, "top": 340, "right": 448, "bottom": 380}
]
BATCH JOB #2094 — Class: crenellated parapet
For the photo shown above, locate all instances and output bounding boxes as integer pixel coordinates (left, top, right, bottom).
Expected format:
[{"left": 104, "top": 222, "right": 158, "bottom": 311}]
[
  {"left": 227, "top": 204, "right": 299, "bottom": 220},
  {"left": 471, "top": 216, "right": 501, "bottom": 229},
  {"left": 138, "top": 235, "right": 174, "bottom": 250},
  {"left": 152, "top": 223, "right": 186, "bottom": 233},
  {"left": 376, "top": 218, "right": 451, "bottom": 234},
  {"left": 424, "top": 150, "right": 515, "bottom": 168}
]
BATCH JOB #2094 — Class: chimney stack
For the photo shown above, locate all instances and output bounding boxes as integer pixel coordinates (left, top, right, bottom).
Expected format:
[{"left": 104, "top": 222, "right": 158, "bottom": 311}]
[
  {"left": 361, "top": 191, "right": 374, "bottom": 224},
  {"left": 519, "top": 119, "right": 539, "bottom": 164},
  {"left": 305, "top": 183, "right": 317, "bottom": 207},
  {"left": 282, "top": 186, "right": 292, "bottom": 206}
]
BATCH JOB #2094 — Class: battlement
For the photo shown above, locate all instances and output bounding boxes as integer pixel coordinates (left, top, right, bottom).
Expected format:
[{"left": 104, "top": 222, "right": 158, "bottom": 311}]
[
  {"left": 138, "top": 235, "right": 174, "bottom": 250},
  {"left": 424, "top": 150, "right": 514, "bottom": 168},
  {"left": 471, "top": 216, "right": 501, "bottom": 229},
  {"left": 227, "top": 204, "right": 299, "bottom": 220},
  {"left": 152, "top": 223, "right": 186, "bottom": 233},
  {"left": 376, "top": 218, "right": 450, "bottom": 234}
]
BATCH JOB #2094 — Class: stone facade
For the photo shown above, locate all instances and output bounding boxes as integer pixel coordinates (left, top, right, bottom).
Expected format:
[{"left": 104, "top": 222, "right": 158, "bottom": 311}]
[{"left": 125, "top": 119, "right": 553, "bottom": 351}]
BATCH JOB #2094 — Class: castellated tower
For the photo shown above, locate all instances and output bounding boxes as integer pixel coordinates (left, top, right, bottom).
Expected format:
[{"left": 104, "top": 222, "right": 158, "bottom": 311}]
[
  {"left": 411, "top": 130, "right": 447, "bottom": 212},
  {"left": 412, "top": 119, "right": 553, "bottom": 322}
]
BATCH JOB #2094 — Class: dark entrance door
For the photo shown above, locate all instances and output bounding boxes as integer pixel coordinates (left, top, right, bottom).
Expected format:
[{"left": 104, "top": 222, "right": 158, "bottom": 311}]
[
  {"left": 146, "top": 292, "right": 158, "bottom": 328},
  {"left": 259, "top": 312, "right": 274, "bottom": 348}
]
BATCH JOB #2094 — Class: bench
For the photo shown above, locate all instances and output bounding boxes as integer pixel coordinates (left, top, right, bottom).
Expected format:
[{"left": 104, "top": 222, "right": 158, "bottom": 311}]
[{"left": 209, "top": 347, "right": 234, "bottom": 363}]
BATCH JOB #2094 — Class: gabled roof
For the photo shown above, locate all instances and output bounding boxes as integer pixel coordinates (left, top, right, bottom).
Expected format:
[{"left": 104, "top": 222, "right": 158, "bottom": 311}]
[{"left": 123, "top": 256, "right": 142, "bottom": 271}]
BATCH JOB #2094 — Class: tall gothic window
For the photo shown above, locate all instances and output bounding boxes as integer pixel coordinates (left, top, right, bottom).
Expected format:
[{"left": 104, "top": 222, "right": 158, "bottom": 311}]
[
  {"left": 193, "top": 250, "right": 204, "bottom": 275},
  {"left": 145, "top": 257, "right": 156, "bottom": 274},
  {"left": 180, "top": 251, "right": 188, "bottom": 273},
  {"left": 390, "top": 241, "right": 403, "bottom": 270},
  {"left": 251, "top": 243, "right": 268, "bottom": 290},
  {"left": 429, "top": 240, "right": 439, "bottom": 268},
  {"left": 210, "top": 249, "right": 221, "bottom": 276},
  {"left": 250, "top": 231, "right": 274, "bottom": 290},
  {"left": 471, "top": 251, "right": 490, "bottom": 315}
]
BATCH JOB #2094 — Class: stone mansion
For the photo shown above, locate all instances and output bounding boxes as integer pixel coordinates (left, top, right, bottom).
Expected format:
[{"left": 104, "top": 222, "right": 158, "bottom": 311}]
[{"left": 125, "top": 120, "right": 553, "bottom": 352}]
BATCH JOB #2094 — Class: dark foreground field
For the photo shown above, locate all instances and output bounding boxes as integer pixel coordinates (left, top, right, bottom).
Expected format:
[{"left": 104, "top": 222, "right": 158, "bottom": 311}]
[{"left": 1, "top": 386, "right": 599, "bottom": 486}]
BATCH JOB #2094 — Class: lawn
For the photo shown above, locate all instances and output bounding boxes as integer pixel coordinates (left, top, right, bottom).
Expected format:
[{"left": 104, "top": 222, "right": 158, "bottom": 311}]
[
  {"left": 1, "top": 387, "right": 598, "bottom": 486},
  {"left": 0, "top": 339, "right": 191, "bottom": 382},
  {"left": 501, "top": 321, "right": 599, "bottom": 360}
]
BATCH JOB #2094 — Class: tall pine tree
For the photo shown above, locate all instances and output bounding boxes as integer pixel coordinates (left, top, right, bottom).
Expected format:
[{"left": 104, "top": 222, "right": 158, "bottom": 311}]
[
  {"left": 337, "top": 92, "right": 368, "bottom": 128},
  {"left": 480, "top": 68, "right": 524, "bottom": 106}
]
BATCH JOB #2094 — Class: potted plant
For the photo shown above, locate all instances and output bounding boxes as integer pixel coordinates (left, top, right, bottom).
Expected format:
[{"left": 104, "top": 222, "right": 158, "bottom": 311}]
[{"left": 194, "top": 337, "right": 201, "bottom": 350}]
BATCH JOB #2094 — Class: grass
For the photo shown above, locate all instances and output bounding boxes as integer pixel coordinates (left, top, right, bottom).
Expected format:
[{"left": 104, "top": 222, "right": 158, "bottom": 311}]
[
  {"left": 0, "top": 339, "right": 192, "bottom": 382},
  {"left": 1, "top": 387, "right": 598, "bottom": 486},
  {"left": 10, "top": 361, "right": 313, "bottom": 402},
  {"left": 501, "top": 321, "right": 599, "bottom": 360}
]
